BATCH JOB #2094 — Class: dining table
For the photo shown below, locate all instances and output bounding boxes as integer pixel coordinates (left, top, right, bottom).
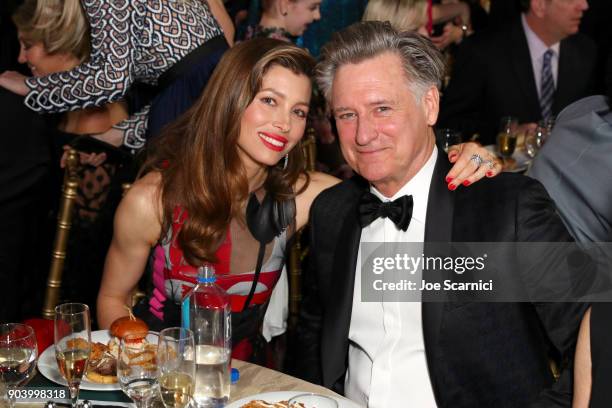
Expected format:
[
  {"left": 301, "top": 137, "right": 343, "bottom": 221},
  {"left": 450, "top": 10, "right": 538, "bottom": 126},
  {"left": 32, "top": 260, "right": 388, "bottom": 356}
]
[{"left": 16, "top": 359, "right": 359, "bottom": 408}]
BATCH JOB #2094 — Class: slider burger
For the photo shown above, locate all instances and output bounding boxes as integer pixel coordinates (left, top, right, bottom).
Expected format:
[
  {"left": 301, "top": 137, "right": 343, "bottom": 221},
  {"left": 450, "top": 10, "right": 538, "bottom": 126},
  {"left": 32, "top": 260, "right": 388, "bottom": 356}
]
[
  {"left": 109, "top": 315, "right": 149, "bottom": 352},
  {"left": 86, "top": 315, "right": 149, "bottom": 384}
]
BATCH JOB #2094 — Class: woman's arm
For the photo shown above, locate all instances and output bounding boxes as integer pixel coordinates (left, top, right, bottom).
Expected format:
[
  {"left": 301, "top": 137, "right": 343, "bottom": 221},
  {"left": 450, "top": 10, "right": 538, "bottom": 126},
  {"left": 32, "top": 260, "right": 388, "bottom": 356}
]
[
  {"left": 207, "top": 0, "right": 235, "bottom": 46},
  {"left": 96, "top": 172, "right": 162, "bottom": 328},
  {"left": 573, "top": 307, "right": 592, "bottom": 408},
  {"left": 293, "top": 142, "right": 501, "bottom": 229},
  {"left": 10, "top": 0, "right": 141, "bottom": 112}
]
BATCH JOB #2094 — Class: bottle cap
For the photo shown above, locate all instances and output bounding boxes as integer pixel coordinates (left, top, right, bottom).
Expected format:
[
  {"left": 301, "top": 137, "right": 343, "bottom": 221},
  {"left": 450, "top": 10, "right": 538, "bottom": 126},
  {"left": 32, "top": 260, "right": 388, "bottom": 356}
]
[
  {"left": 231, "top": 368, "right": 240, "bottom": 384},
  {"left": 197, "top": 265, "right": 216, "bottom": 284}
]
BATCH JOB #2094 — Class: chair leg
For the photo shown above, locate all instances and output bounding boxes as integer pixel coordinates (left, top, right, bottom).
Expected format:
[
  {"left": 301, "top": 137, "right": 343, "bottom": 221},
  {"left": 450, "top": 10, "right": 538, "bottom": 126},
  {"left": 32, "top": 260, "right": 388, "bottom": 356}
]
[{"left": 42, "top": 149, "right": 79, "bottom": 319}]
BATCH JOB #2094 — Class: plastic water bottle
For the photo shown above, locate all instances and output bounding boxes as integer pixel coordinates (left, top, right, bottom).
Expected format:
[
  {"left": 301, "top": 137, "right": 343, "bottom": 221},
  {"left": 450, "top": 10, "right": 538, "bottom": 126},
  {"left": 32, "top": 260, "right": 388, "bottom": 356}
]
[{"left": 181, "top": 265, "right": 231, "bottom": 407}]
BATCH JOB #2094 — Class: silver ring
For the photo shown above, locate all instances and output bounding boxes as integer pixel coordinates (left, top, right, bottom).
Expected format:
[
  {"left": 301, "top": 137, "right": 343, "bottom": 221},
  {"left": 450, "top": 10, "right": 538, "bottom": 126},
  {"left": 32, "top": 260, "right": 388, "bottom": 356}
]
[
  {"left": 470, "top": 153, "right": 483, "bottom": 168},
  {"left": 484, "top": 159, "right": 496, "bottom": 169}
]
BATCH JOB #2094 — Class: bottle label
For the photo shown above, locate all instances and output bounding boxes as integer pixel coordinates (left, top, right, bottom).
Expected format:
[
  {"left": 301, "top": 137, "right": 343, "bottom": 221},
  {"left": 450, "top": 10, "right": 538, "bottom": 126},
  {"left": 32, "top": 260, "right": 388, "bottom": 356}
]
[{"left": 181, "top": 297, "right": 190, "bottom": 329}]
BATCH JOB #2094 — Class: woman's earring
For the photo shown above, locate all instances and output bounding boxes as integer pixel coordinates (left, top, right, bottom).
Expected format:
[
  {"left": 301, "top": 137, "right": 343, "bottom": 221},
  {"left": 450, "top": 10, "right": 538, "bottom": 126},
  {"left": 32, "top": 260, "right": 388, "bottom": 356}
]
[{"left": 282, "top": 154, "right": 289, "bottom": 170}]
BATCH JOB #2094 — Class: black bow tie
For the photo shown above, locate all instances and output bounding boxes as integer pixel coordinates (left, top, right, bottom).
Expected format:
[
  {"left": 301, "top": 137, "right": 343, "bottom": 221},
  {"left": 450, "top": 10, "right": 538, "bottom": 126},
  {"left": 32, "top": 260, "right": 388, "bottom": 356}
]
[{"left": 358, "top": 191, "right": 414, "bottom": 231}]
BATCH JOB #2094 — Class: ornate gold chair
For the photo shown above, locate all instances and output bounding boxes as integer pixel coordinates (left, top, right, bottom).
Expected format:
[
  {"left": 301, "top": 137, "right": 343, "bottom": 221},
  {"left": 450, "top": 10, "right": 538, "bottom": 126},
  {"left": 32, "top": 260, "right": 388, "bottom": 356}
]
[
  {"left": 41, "top": 149, "right": 80, "bottom": 319},
  {"left": 42, "top": 136, "right": 134, "bottom": 319}
]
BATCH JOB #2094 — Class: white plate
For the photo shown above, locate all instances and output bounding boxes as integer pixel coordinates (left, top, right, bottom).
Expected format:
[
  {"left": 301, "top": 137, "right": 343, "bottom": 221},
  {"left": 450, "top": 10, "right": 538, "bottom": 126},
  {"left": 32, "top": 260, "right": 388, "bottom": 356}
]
[
  {"left": 227, "top": 391, "right": 363, "bottom": 408},
  {"left": 38, "top": 330, "right": 121, "bottom": 391}
]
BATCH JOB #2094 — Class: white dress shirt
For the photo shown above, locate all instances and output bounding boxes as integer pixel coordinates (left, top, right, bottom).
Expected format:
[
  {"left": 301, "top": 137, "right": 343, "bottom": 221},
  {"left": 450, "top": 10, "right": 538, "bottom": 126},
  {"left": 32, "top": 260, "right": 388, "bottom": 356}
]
[
  {"left": 345, "top": 146, "right": 438, "bottom": 408},
  {"left": 521, "top": 14, "right": 560, "bottom": 99}
]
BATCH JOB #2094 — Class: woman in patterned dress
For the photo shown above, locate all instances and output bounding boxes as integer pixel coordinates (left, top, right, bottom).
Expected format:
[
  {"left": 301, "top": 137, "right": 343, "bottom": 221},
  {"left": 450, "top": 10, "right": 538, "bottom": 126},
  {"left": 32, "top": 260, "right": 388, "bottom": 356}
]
[
  {"left": 96, "top": 38, "right": 501, "bottom": 361},
  {"left": 0, "top": 0, "right": 230, "bottom": 149}
]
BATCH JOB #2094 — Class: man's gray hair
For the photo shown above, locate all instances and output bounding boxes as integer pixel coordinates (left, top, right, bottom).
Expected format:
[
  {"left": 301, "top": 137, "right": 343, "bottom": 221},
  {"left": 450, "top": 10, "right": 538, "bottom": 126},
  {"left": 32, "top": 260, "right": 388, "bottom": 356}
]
[{"left": 316, "top": 21, "right": 446, "bottom": 102}]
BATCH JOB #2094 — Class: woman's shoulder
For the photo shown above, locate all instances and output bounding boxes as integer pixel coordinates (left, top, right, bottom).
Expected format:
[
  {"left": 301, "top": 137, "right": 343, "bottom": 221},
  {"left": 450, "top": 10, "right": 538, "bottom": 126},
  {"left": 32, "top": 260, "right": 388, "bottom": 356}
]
[
  {"left": 119, "top": 172, "right": 163, "bottom": 220},
  {"left": 112, "top": 171, "right": 163, "bottom": 245}
]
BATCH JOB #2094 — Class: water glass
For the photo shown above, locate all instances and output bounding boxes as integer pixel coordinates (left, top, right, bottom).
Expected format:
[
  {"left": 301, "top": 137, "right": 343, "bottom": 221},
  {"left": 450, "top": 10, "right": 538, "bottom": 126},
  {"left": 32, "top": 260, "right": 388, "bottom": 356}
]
[
  {"left": 0, "top": 324, "right": 38, "bottom": 408},
  {"left": 158, "top": 328, "right": 195, "bottom": 408},
  {"left": 525, "top": 121, "right": 547, "bottom": 158},
  {"left": 118, "top": 332, "right": 159, "bottom": 408},
  {"left": 54, "top": 303, "right": 91, "bottom": 408},
  {"left": 438, "top": 128, "right": 462, "bottom": 153}
]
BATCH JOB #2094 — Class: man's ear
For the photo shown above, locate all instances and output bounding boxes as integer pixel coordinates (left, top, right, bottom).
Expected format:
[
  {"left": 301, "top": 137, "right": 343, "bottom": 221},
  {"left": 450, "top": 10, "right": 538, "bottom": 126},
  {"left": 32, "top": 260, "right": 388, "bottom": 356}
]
[{"left": 422, "top": 85, "right": 440, "bottom": 126}]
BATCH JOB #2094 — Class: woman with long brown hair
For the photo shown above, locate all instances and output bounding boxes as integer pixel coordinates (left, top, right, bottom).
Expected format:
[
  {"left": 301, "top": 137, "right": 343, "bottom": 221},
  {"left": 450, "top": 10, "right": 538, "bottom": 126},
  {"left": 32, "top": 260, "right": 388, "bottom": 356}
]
[{"left": 97, "top": 37, "right": 500, "bottom": 361}]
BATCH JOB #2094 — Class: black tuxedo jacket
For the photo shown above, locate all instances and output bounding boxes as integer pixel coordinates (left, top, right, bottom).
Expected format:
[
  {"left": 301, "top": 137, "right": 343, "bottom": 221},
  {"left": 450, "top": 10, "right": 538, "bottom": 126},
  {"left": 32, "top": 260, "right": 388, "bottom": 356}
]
[
  {"left": 296, "top": 150, "right": 588, "bottom": 407},
  {"left": 439, "top": 18, "right": 597, "bottom": 145}
]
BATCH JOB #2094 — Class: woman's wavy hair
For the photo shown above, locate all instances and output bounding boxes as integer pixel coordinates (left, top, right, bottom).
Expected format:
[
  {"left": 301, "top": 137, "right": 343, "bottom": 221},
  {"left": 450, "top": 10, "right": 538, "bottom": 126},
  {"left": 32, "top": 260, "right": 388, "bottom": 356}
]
[
  {"left": 13, "top": 0, "right": 90, "bottom": 62},
  {"left": 143, "top": 38, "right": 315, "bottom": 267}
]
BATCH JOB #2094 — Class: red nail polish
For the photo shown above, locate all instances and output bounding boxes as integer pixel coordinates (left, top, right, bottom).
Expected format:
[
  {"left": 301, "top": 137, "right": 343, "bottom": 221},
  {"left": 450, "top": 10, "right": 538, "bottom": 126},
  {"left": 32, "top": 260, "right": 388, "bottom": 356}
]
[
  {"left": 448, "top": 183, "right": 456, "bottom": 191},
  {"left": 486, "top": 171, "right": 493, "bottom": 177},
  {"left": 462, "top": 180, "right": 471, "bottom": 186},
  {"left": 445, "top": 176, "right": 453, "bottom": 183}
]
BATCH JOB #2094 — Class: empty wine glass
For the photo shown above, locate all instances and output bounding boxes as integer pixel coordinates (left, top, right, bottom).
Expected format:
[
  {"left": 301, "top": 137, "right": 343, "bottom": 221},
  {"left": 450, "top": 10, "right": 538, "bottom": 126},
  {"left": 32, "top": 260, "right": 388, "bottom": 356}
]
[
  {"left": 118, "top": 332, "right": 159, "bottom": 408},
  {"left": 158, "top": 328, "right": 195, "bottom": 408},
  {"left": 437, "top": 128, "right": 463, "bottom": 153},
  {"left": 525, "top": 121, "right": 547, "bottom": 158},
  {"left": 54, "top": 303, "right": 91, "bottom": 408},
  {"left": 288, "top": 393, "right": 338, "bottom": 408},
  {"left": 0, "top": 324, "right": 38, "bottom": 408}
]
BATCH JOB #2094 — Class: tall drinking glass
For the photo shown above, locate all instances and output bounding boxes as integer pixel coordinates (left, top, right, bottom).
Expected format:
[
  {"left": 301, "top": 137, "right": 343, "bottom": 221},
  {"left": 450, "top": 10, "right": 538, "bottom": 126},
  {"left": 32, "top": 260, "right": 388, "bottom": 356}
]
[
  {"left": 0, "top": 324, "right": 38, "bottom": 408},
  {"left": 438, "top": 128, "right": 463, "bottom": 153},
  {"left": 158, "top": 328, "right": 195, "bottom": 408},
  {"left": 54, "top": 303, "right": 91, "bottom": 408},
  {"left": 525, "top": 121, "right": 547, "bottom": 158},
  {"left": 118, "top": 332, "right": 159, "bottom": 408},
  {"left": 497, "top": 116, "right": 518, "bottom": 165}
]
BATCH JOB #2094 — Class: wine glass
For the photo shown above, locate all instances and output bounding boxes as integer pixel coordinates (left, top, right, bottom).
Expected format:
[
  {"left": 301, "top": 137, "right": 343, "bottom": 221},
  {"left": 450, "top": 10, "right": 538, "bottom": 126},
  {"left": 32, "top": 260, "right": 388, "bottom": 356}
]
[
  {"left": 288, "top": 393, "right": 338, "bottom": 408},
  {"left": 525, "top": 121, "right": 547, "bottom": 158},
  {"left": 437, "top": 128, "right": 463, "bottom": 153},
  {"left": 0, "top": 324, "right": 38, "bottom": 408},
  {"left": 157, "top": 328, "right": 195, "bottom": 408},
  {"left": 497, "top": 116, "right": 518, "bottom": 165},
  {"left": 54, "top": 303, "right": 91, "bottom": 408},
  {"left": 118, "top": 332, "right": 159, "bottom": 408}
]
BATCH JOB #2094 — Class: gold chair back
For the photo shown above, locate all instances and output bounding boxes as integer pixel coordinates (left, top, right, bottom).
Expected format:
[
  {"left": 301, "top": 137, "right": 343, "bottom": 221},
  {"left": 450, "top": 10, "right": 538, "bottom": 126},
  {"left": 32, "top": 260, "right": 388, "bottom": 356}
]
[{"left": 42, "top": 149, "right": 80, "bottom": 319}]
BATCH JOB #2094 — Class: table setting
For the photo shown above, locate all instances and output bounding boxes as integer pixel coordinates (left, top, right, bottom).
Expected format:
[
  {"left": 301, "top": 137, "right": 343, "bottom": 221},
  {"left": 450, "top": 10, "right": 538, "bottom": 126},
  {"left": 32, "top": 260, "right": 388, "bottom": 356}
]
[
  {"left": 488, "top": 116, "right": 553, "bottom": 173},
  {"left": 2, "top": 302, "right": 362, "bottom": 408}
]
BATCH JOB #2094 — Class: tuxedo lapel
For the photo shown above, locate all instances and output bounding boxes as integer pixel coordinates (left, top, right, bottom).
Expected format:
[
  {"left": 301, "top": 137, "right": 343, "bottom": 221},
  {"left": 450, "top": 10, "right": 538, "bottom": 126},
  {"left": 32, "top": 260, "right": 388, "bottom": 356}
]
[
  {"left": 509, "top": 21, "right": 541, "bottom": 119},
  {"left": 422, "top": 150, "right": 455, "bottom": 405},
  {"left": 321, "top": 182, "right": 364, "bottom": 388}
]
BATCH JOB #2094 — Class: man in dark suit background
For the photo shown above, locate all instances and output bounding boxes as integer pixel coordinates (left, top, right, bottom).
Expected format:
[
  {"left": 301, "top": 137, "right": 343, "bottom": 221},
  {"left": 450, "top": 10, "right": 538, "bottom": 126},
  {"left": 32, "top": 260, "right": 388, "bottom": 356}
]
[
  {"left": 439, "top": 0, "right": 596, "bottom": 145},
  {"left": 296, "top": 21, "right": 588, "bottom": 407}
]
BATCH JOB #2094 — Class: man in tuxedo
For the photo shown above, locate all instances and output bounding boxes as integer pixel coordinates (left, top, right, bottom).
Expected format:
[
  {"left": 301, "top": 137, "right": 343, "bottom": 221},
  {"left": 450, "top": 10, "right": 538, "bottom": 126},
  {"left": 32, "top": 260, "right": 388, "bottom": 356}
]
[
  {"left": 438, "top": 0, "right": 596, "bottom": 145},
  {"left": 296, "top": 21, "right": 588, "bottom": 407}
]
